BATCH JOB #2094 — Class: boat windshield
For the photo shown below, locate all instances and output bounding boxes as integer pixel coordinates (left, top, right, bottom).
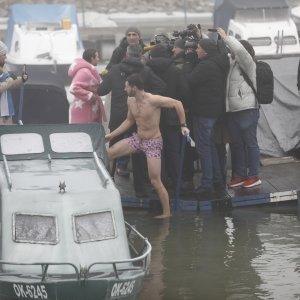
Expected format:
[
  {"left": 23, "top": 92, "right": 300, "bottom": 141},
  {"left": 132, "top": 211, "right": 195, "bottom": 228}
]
[
  {"left": 50, "top": 132, "right": 93, "bottom": 153},
  {"left": 13, "top": 213, "right": 58, "bottom": 244},
  {"left": 73, "top": 211, "right": 116, "bottom": 243},
  {"left": 1, "top": 133, "right": 44, "bottom": 155}
]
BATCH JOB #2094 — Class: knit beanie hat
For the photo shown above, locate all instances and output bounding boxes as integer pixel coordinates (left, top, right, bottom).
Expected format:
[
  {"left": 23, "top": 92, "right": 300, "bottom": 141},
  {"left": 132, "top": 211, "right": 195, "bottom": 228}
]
[
  {"left": 150, "top": 44, "right": 170, "bottom": 58},
  {"left": 0, "top": 41, "right": 8, "bottom": 56},
  {"left": 126, "top": 44, "right": 143, "bottom": 58},
  {"left": 240, "top": 40, "right": 255, "bottom": 57},
  {"left": 198, "top": 39, "right": 218, "bottom": 54},
  {"left": 126, "top": 26, "right": 141, "bottom": 37},
  {"left": 173, "top": 39, "right": 185, "bottom": 49}
]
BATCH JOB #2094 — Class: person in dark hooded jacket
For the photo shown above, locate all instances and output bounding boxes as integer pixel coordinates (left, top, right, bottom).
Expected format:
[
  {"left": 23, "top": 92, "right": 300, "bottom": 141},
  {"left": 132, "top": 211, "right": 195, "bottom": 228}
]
[
  {"left": 98, "top": 44, "right": 166, "bottom": 197},
  {"left": 185, "top": 38, "right": 229, "bottom": 195},
  {"left": 99, "top": 44, "right": 166, "bottom": 133},
  {"left": 105, "top": 26, "right": 146, "bottom": 70},
  {"left": 147, "top": 44, "right": 190, "bottom": 190}
]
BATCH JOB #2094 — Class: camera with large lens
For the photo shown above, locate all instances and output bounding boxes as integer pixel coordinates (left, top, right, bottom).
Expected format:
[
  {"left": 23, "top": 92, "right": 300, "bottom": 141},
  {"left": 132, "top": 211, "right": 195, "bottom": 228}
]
[
  {"left": 147, "top": 33, "right": 173, "bottom": 56},
  {"left": 172, "top": 24, "right": 201, "bottom": 40},
  {"left": 150, "top": 33, "right": 170, "bottom": 46},
  {"left": 171, "top": 24, "right": 202, "bottom": 53}
]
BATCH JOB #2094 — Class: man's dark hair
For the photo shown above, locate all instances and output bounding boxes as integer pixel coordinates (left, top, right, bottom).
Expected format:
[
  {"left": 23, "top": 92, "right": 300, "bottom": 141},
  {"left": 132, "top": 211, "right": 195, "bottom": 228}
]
[
  {"left": 82, "top": 49, "right": 98, "bottom": 63},
  {"left": 126, "top": 73, "right": 144, "bottom": 90}
]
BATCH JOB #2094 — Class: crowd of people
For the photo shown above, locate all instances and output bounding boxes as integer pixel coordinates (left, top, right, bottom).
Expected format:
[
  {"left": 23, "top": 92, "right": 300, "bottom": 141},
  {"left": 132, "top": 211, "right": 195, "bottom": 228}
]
[
  {"left": 68, "top": 25, "right": 263, "bottom": 218},
  {"left": 0, "top": 22, "right": 263, "bottom": 218}
]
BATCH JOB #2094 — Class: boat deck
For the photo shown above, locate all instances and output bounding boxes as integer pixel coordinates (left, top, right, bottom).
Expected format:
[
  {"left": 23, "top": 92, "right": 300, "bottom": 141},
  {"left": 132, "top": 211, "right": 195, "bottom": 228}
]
[{"left": 116, "top": 159, "right": 300, "bottom": 212}]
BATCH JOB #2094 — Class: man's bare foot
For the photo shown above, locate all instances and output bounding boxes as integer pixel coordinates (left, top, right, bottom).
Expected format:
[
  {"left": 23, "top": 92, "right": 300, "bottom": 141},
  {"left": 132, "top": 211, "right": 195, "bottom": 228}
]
[{"left": 154, "top": 214, "right": 171, "bottom": 219}]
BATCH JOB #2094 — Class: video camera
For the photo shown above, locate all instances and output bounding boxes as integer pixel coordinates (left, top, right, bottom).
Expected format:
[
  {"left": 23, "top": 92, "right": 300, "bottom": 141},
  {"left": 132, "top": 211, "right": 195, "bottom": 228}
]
[
  {"left": 150, "top": 33, "right": 170, "bottom": 46},
  {"left": 146, "top": 33, "right": 173, "bottom": 55},
  {"left": 172, "top": 24, "right": 201, "bottom": 40},
  {"left": 172, "top": 24, "right": 202, "bottom": 52}
]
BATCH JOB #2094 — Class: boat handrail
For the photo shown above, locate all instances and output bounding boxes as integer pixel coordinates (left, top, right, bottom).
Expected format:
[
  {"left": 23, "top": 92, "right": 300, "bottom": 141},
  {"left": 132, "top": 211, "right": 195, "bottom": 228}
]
[
  {"left": 2, "top": 155, "right": 12, "bottom": 191},
  {"left": 93, "top": 152, "right": 110, "bottom": 188},
  {"left": 87, "top": 222, "right": 152, "bottom": 279},
  {"left": 0, "top": 261, "right": 80, "bottom": 282},
  {"left": 0, "top": 223, "right": 151, "bottom": 282}
]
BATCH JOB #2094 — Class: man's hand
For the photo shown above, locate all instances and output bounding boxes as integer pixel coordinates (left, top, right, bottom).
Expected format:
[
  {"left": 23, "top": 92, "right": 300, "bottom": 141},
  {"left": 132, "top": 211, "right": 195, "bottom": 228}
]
[
  {"left": 216, "top": 27, "right": 227, "bottom": 39},
  {"left": 105, "top": 133, "right": 112, "bottom": 144},
  {"left": 181, "top": 126, "right": 190, "bottom": 136}
]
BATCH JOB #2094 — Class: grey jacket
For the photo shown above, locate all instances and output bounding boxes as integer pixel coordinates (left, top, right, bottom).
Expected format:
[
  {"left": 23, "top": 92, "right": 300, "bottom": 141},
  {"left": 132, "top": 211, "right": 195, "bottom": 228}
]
[{"left": 224, "top": 36, "right": 258, "bottom": 112}]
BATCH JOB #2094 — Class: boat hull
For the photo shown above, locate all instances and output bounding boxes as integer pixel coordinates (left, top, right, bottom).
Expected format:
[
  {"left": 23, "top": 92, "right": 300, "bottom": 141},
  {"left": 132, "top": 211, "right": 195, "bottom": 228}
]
[{"left": 0, "top": 272, "right": 145, "bottom": 300}]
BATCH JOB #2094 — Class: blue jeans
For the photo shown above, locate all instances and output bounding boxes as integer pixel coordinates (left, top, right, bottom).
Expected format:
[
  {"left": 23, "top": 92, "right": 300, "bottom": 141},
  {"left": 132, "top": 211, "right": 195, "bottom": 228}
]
[
  {"left": 193, "top": 116, "right": 223, "bottom": 188},
  {"left": 226, "top": 109, "right": 260, "bottom": 178}
]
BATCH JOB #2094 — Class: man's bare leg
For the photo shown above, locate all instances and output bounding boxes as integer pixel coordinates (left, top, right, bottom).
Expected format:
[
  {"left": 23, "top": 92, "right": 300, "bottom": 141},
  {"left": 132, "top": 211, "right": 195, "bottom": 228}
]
[
  {"left": 107, "top": 139, "right": 135, "bottom": 161},
  {"left": 147, "top": 156, "right": 171, "bottom": 218}
]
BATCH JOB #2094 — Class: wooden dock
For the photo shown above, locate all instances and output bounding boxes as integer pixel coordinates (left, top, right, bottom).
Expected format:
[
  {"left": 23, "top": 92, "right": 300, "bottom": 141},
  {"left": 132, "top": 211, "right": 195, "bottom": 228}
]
[{"left": 116, "top": 160, "right": 300, "bottom": 212}]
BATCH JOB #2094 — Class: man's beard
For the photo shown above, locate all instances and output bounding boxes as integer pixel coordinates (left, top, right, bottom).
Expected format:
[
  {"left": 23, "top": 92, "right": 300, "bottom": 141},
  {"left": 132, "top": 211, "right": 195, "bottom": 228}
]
[{"left": 127, "top": 90, "right": 136, "bottom": 97}]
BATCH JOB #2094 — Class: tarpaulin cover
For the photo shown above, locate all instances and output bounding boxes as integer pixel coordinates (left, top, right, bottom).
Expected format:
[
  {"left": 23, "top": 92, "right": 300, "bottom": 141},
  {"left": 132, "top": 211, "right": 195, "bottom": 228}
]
[
  {"left": 213, "top": 0, "right": 289, "bottom": 31},
  {"left": 257, "top": 56, "right": 300, "bottom": 157}
]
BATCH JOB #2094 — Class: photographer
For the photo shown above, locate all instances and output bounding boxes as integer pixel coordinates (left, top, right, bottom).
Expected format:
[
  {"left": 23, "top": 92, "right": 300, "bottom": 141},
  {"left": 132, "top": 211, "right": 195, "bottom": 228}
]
[
  {"left": 185, "top": 38, "right": 229, "bottom": 195},
  {"left": 0, "top": 41, "right": 28, "bottom": 125},
  {"left": 172, "top": 39, "right": 186, "bottom": 68},
  {"left": 147, "top": 44, "right": 190, "bottom": 191}
]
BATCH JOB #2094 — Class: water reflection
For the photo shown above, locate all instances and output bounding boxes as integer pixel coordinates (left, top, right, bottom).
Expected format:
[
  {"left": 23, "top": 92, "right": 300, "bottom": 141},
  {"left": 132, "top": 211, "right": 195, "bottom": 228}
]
[{"left": 124, "top": 205, "right": 300, "bottom": 300}]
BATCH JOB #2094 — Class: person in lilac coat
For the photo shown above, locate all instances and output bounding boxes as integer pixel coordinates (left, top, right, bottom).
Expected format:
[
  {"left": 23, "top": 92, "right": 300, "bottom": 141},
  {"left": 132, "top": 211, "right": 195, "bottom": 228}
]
[{"left": 69, "top": 49, "right": 106, "bottom": 124}]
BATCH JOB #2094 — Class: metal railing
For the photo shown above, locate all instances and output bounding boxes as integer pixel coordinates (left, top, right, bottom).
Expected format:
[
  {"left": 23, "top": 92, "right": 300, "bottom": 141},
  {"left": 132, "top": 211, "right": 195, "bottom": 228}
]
[
  {"left": 2, "top": 155, "right": 12, "bottom": 191},
  {"left": 0, "top": 222, "right": 151, "bottom": 282},
  {"left": 93, "top": 152, "right": 110, "bottom": 188}
]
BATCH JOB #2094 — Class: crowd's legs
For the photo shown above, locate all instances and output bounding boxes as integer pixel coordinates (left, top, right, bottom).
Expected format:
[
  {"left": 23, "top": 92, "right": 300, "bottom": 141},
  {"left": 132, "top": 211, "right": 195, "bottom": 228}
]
[
  {"left": 227, "top": 109, "right": 260, "bottom": 187},
  {"left": 193, "top": 116, "right": 223, "bottom": 193}
]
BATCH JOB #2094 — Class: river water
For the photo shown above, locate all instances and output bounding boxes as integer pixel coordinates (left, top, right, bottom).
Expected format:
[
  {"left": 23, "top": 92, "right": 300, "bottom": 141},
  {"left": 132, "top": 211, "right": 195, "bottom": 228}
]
[{"left": 124, "top": 204, "right": 300, "bottom": 300}]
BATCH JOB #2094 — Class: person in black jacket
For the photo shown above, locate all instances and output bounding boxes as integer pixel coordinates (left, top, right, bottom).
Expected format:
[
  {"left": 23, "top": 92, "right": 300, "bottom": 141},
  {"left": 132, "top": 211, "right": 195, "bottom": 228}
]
[
  {"left": 147, "top": 44, "right": 190, "bottom": 190},
  {"left": 172, "top": 39, "right": 198, "bottom": 191},
  {"left": 98, "top": 44, "right": 166, "bottom": 197},
  {"left": 186, "top": 38, "right": 229, "bottom": 195},
  {"left": 105, "top": 26, "right": 146, "bottom": 70}
]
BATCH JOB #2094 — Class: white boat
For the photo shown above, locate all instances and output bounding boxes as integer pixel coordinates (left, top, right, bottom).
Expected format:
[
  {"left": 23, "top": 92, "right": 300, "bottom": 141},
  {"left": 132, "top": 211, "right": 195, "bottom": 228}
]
[
  {"left": 0, "top": 123, "right": 151, "bottom": 300},
  {"left": 5, "top": 4, "right": 84, "bottom": 85}
]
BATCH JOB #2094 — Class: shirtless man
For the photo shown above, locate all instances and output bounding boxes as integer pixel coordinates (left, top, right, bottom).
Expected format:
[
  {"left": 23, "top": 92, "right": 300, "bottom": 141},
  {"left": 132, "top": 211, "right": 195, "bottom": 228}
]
[{"left": 105, "top": 73, "right": 189, "bottom": 218}]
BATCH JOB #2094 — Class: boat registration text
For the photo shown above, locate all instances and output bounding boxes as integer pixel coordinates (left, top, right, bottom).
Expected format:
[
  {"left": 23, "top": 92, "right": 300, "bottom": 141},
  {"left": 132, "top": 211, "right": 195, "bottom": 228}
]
[
  {"left": 13, "top": 284, "right": 48, "bottom": 299},
  {"left": 111, "top": 280, "right": 136, "bottom": 298}
]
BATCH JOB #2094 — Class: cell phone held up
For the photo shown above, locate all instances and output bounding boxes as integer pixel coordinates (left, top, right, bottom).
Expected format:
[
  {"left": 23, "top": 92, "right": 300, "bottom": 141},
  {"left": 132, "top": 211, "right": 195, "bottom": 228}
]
[{"left": 207, "top": 28, "right": 218, "bottom": 32}]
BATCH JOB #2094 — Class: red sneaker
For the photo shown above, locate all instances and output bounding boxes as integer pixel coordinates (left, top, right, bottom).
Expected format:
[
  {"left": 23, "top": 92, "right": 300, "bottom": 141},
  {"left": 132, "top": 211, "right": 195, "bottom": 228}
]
[
  {"left": 242, "top": 177, "right": 262, "bottom": 188},
  {"left": 228, "top": 177, "right": 245, "bottom": 188}
]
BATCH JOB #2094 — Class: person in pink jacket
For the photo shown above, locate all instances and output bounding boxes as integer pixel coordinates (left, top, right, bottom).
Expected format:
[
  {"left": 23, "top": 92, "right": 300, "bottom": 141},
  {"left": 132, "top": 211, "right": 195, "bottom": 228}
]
[{"left": 69, "top": 49, "right": 106, "bottom": 124}]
